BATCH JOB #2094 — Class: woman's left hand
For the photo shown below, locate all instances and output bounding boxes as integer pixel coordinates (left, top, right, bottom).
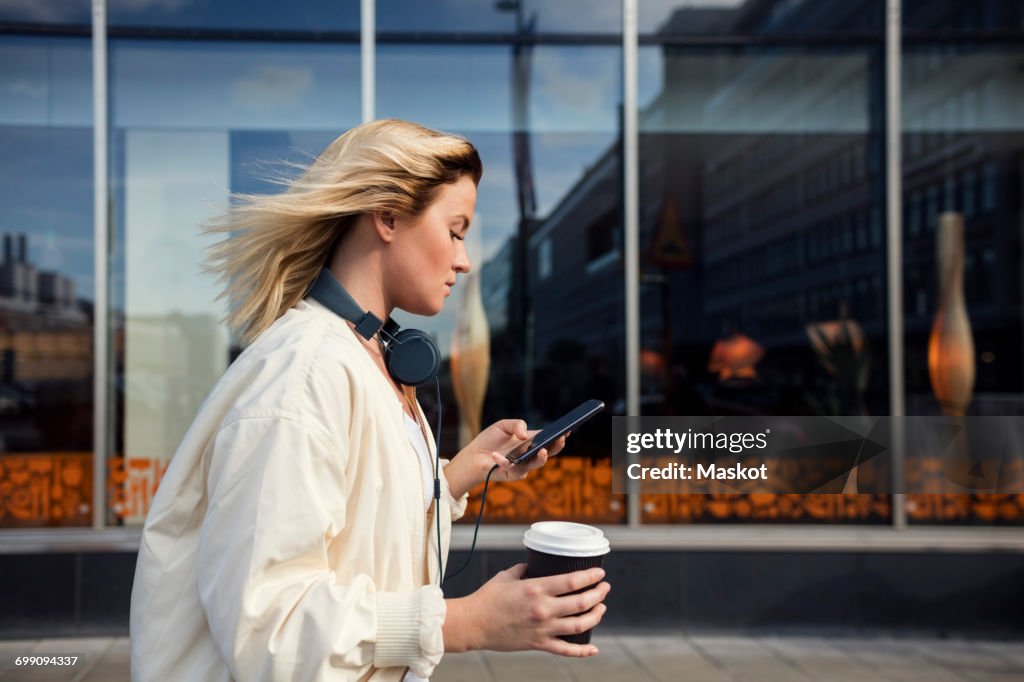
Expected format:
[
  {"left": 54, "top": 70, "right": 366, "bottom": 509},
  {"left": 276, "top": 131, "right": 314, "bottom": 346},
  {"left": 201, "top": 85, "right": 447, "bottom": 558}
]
[{"left": 446, "top": 420, "right": 568, "bottom": 498}]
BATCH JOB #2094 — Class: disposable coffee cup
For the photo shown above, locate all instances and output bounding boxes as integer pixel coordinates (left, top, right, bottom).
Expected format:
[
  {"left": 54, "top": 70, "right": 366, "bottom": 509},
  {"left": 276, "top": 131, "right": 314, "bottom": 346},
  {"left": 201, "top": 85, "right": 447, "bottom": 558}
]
[{"left": 523, "top": 521, "right": 611, "bottom": 645}]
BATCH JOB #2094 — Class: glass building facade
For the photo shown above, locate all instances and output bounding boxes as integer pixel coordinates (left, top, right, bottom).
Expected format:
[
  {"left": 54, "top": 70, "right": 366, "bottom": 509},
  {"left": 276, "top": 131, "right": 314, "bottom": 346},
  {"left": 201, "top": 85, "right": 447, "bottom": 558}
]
[{"left": 1, "top": 0, "right": 1022, "bottom": 533}]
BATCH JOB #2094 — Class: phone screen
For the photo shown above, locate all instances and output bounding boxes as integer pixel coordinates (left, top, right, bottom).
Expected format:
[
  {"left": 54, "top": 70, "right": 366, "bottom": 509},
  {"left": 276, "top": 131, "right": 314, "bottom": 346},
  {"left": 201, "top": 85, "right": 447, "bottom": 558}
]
[{"left": 505, "top": 399, "right": 605, "bottom": 465}]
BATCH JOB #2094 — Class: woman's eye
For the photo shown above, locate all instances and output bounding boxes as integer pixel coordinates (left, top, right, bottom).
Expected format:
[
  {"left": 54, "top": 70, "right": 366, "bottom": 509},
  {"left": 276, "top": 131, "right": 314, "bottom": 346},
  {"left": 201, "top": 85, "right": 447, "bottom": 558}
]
[{"left": 450, "top": 232, "right": 465, "bottom": 241}]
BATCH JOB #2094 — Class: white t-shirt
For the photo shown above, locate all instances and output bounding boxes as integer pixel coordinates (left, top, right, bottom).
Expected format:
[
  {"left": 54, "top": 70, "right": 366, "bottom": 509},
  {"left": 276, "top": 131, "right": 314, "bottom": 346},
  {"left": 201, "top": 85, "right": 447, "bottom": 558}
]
[
  {"left": 404, "top": 412, "right": 435, "bottom": 682},
  {"left": 404, "top": 412, "right": 434, "bottom": 513}
]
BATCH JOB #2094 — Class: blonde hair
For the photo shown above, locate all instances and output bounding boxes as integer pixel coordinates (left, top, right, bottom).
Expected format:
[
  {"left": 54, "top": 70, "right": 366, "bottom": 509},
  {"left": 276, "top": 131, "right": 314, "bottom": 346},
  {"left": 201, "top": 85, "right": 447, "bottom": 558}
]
[{"left": 203, "top": 119, "right": 483, "bottom": 344}]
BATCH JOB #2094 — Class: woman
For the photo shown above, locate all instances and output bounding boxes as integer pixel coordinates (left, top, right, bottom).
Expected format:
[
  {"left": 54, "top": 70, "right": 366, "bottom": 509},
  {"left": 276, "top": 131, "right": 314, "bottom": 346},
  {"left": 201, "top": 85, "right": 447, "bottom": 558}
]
[{"left": 130, "top": 119, "right": 611, "bottom": 681}]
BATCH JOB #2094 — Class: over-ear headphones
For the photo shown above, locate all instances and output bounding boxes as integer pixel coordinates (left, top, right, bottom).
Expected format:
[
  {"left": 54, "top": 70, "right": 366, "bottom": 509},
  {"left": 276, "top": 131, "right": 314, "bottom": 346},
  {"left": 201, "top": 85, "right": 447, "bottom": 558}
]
[
  {"left": 306, "top": 268, "right": 441, "bottom": 387},
  {"left": 306, "top": 266, "right": 496, "bottom": 587}
]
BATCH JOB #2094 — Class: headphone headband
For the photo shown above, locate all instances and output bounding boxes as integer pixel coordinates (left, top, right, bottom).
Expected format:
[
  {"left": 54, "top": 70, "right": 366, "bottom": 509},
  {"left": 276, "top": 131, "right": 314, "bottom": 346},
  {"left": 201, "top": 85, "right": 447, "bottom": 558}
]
[
  {"left": 305, "top": 268, "right": 440, "bottom": 387},
  {"left": 307, "top": 268, "right": 388, "bottom": 341}
]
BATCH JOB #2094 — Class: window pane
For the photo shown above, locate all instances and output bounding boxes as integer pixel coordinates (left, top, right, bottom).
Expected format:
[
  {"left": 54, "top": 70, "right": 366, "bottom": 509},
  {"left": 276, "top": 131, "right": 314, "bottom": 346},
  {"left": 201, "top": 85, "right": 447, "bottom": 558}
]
[
  {"left": 109, "top": 39, "right": 360, "bottom": 524},
  {"left": 0, "top": 2, "right": 90, "bottom": 26},
  {"left": 0, "top": 33, "right": 94, "bottom": 528},
  {"left": 638, "top": 0, "right": 891, "bottom": 524},
  {"left": 378, "top": 0, "right": 620, "bottom": 34},
  {"left": 107, "top": 0, "right": 358, "bottom": 32},
  {"left": 640, "top": 0, "right": 883, "bottom": 37},
  {"left": 901, "top": 35, "right": 1024, "bottom": 525},
  {"left": 379, "top": 41, "right": 626, "bottom": 524}
]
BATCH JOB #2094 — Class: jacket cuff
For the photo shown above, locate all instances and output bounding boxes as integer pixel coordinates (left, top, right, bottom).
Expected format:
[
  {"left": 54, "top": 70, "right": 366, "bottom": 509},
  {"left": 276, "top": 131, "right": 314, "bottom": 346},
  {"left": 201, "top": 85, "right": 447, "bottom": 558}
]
[
  {"left": 441, "top": 458, "right": 470, "bottom": 522},
  {"left": 374, "top": 586, "right": 446, "bottom": 676}
]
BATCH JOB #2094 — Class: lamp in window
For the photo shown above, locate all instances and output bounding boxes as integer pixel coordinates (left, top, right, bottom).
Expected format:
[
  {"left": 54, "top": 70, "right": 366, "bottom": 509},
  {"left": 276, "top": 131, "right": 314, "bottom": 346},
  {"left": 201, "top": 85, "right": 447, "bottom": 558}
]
[
  {"left": 708, "top": 334, "right": 764, "bottom": 383},
  {"left": 928, "top": 211, "right": 974, "bottom": 416}
]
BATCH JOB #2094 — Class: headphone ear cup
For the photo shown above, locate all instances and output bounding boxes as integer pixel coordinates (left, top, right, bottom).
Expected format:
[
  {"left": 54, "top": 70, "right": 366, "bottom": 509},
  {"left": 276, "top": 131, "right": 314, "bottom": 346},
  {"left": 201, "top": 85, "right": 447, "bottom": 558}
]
[{"left": 384, "top": 329, "right": 440, "bottom": 387}]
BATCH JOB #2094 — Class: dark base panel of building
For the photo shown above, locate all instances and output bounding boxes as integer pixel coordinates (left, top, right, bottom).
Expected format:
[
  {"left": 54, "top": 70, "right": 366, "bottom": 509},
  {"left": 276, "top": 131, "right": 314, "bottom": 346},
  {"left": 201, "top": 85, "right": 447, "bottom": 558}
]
[{"left": 1, "top": 550, "right": 1022, "bottom": 639}]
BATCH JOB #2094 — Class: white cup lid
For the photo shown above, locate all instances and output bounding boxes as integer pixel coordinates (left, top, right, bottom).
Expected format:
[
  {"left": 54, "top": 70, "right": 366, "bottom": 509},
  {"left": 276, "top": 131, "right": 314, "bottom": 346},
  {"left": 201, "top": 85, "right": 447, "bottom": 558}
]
[{"left": 523, "top": 521, "right": 610, "bottom": 557}]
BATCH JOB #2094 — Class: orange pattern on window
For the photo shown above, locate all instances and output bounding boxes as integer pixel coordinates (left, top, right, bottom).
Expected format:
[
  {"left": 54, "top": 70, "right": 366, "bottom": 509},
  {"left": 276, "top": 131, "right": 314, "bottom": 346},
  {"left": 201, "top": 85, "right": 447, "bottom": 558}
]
[
  {"left": 0, "top": 453, "right": 92, "bottom": 526},
  {"left": 0, "top": 453, "right": 1021, "bottom": 527}
]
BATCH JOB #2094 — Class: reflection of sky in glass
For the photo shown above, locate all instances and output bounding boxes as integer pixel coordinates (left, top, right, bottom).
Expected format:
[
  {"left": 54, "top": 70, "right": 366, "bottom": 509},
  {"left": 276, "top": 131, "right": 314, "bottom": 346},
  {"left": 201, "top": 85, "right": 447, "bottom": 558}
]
[
  {"left": 0, "top": 37, "right": 92, "bottom": 126},
  {"left": 123, "top": 129, "right": 229, "bottom": 317},
  {"left": 111, "top": 41, "right": 361, "bottom": 131},
  {"left": 0, "top": 127, "right": 94, "bottom": 300},
  {"left": 640, "top": 50, "right": 872, "bottom": 133},
  {"left": 378, "top": 0, "right": 620, "bottom": 33},
  {"left": 377, "top": 43, "right": 621, "bottom": 351},
  {"left": 108, "top": 0, "right": 358, "bottom": 31},
  {"left": 0, "top": 36, "right": 93, "bottom": 301},
  {"left": 0, "top": 0, "right": 89, "bottom": 25},
  {"left": 230, "top": 130, "right": 342, "bottom": 197},
  {"left": 378, "top": 46, "right": 512, "bottom": 131},
  {"left": 1, "top": 0, "right": 361, "bottom": 30},
  {"left": 377, "top": 45, "right": 619, "bottom": 133}
]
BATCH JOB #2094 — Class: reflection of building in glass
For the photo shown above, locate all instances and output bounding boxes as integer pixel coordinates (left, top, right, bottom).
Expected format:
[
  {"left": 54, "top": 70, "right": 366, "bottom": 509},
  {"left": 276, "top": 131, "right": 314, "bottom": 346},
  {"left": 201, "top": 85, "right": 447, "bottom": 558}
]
[
  {"left": 523, "top": 0, "right": 1021, "bottom": 420},
  {"left": 525, "top": 143, "right": 623, "bottom": 429},
  {"left": 0, "top": 232, "right": 82, "bottom": 318},
  {"left": 0, "top": 231, "right": 91, "bottom": 452},
  {"left": 900, "top": 48, "right": 1023, "bottom": 411},
  {"left": 480, "top": 239, "right": 512, "bottom": 334}
]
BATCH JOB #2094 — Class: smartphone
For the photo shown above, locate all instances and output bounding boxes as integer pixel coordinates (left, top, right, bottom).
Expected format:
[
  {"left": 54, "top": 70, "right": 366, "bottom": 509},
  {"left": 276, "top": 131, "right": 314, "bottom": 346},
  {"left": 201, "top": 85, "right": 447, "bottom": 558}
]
[{"left": 505, "top": 399, "right": 605, "bottom": 465}]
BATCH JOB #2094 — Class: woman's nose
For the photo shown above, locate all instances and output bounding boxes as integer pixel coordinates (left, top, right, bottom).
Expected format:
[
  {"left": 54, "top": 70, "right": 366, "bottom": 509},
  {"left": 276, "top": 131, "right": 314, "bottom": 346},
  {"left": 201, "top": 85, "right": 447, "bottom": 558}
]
[{"left": 454, "top": 242, "right": 471, "bottom": 274}]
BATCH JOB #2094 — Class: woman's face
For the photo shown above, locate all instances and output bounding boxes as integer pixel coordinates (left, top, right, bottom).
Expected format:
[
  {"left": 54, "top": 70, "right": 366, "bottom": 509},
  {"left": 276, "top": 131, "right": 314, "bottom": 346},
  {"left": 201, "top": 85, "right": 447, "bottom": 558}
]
[{"left": 387, "top": 175, "right": 476, "bottom": 316}]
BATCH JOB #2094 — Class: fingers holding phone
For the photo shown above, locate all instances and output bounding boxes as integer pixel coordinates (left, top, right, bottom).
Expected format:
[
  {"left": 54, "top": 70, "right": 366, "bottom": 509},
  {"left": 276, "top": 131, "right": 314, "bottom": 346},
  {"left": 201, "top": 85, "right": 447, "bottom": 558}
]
[{"left": 490, "top": 432, "right": 569, "bottom": 480}]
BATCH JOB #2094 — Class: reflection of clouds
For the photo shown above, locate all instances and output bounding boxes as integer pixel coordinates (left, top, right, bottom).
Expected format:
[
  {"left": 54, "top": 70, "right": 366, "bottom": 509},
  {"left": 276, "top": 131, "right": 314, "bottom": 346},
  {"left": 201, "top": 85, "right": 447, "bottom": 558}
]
[
  {"left": 230, "top": 66, "right": 313, "bottom": 111},
  {"left": 637, "top": 0, "right": 746, "bottom": 33},
  {"left": 110, "top": 0, "right": 193, "bottom": 11},
  {"left": 0, "top": 0, "right": 84, "bottom": 22},
  {"left": 521, "top": 0, "right": 620, "bottom": 32},
  {"left": 0, "top": 0, "right": 189, "bottom": 22},
  {"left": 530, "top": 48, "right": 619, "bottom": 132},
  {"left": 5, "top": 79, "right": 46, "bottom": 98}
]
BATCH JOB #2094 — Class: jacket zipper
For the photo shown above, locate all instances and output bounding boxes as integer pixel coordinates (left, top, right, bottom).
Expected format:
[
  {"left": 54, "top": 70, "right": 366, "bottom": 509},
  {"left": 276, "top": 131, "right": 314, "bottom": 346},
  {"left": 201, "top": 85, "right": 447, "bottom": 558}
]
[{"left": 408, "top": 386, "right": 435, "bottom": 586}]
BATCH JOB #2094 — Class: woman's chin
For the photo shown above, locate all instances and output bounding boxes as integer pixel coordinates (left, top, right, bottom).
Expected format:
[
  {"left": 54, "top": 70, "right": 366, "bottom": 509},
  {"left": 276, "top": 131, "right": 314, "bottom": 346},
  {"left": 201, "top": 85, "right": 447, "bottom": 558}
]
[{"left": 401, "top": 299, "right": 445, "bottom": 317}]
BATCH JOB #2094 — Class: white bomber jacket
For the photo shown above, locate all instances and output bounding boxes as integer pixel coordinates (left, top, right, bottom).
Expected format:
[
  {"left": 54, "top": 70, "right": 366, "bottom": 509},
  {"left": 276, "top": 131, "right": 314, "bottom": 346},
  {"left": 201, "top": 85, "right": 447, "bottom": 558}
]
[{"left": 130, "top": 298, "right": 468, "bottom": 681}]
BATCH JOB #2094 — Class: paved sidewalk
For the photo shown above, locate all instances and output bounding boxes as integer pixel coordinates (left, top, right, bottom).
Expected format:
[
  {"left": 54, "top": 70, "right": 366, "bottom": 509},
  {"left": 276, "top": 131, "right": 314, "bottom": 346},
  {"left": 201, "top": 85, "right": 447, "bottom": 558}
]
[{"left": 1, "top": 633, "right": 1022, "bottom": 681}]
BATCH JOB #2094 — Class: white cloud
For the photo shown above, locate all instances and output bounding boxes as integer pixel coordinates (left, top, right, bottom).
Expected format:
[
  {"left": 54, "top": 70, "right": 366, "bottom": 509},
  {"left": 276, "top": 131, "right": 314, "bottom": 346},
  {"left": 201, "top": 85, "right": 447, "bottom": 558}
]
[
  {"left": 110, "top": 0, "right": 192, "bottom": 11},
  {"left": 5, "top": 79, "right": 46, "bottom": 98},
  {"left": 0, "top": 0, "right": 190, "bottom": 22},
  {"left": 0, "top": 0, "right": 81, "bottom": 22},
  {"left": 530, "top": 48, "right": 619, "bottom": 131},
  {"left": 230, "top": 66, "right": 313, "bottom": 111}
]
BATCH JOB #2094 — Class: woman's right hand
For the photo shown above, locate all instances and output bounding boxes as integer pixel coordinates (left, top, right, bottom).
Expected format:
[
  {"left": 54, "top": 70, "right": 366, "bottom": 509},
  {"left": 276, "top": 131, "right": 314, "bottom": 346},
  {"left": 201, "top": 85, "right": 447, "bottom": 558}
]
[{"left": 446, "top": 563, "right": 610, "bottom": 657}]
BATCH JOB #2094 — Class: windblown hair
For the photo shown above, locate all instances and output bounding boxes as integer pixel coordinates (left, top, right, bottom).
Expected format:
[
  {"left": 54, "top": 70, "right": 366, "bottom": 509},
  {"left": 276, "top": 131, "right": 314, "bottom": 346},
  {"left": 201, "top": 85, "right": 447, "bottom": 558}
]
[{"left": 203, "top": 119, "right": 483, "bottom": 344}]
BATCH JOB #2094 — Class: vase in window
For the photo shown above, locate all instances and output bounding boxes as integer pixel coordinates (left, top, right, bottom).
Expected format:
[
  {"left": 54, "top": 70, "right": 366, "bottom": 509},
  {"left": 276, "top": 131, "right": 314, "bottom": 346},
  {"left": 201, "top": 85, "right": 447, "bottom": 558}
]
[
  {"left": 928, "top": 211, "right": 975, "bottom": 417},
  {"left": 450, "top": 222, "right": 490, "bottom": 449}
]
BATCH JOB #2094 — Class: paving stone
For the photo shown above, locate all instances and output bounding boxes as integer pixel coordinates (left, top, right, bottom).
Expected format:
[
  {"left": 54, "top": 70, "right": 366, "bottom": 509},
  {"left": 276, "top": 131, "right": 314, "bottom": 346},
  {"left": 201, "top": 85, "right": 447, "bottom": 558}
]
[
  {"left": 556, "top": 635, "right": 657, "bottom": 682},
  {"left": 433, "top": 650, "right": 494, "bottom": 682},
  {"left": 2, "top": 633, "right": 1020, "bottom": 680},
  {"left": 480, "top": 649, "right": 574, "bottom": 681},
  {"left": 977, "top": 643, "right": 1024, "bottom": 670},
  {"left": 690, "top": 634, "right": 815, "bottom": 680},
  {"left": 0, "top": 640, "right": 40, "bottom": 675},
  {"left": 757, "top": 636, "right": 881, "bottom": 682},
  {"left": 616, "top": 634, "right": 730, "bottom": 682},
  {"left": 828, "top": 638, "right": 972, "bottom": 682}
]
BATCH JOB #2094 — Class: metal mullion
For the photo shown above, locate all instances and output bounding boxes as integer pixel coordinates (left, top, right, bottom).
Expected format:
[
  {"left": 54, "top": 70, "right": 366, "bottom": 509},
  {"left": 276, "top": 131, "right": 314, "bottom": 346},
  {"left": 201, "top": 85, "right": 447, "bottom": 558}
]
[
  {"left": 886, "top": 0, "right": 907, "bottom": 528},
  {"left": 361, "top": 0, "right": 375, "bottom": 123},
  {"left": 91, "top": 0, "right": 109, "bottom": 529},
  {"left": 623, "top": 0, "right": 640, "bottom": 526}
]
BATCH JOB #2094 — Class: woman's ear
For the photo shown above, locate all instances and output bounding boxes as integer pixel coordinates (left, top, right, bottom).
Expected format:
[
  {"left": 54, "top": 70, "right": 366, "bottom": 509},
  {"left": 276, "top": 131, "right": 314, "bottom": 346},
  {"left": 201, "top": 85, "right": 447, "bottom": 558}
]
[{"left": 371, "top": 211, "right": 397, "bottom": 242}]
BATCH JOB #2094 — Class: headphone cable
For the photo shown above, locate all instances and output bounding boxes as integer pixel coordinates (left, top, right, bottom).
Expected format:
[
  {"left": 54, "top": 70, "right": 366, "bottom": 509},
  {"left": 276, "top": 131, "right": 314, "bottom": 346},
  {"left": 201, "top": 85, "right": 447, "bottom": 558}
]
[
  {"left": 442, "top": 462, "right": 498, "bottom": 583},
  {"left": 433, "top": 378, "right": 444, "bottom": 587}
]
